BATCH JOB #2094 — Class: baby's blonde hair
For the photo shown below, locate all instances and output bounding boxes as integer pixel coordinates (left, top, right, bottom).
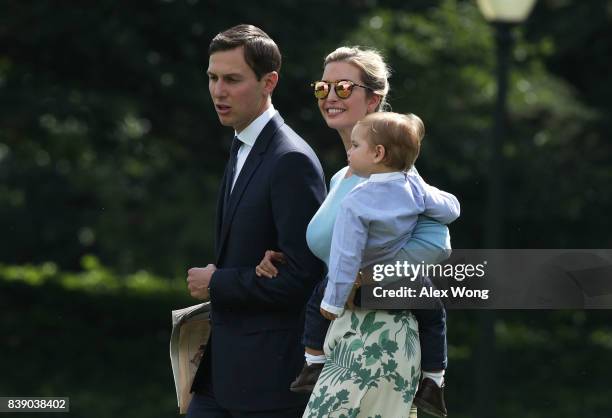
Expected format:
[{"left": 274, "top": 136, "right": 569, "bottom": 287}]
[{"left": 355, "top": 112, "right": 425, "bottom": 170}]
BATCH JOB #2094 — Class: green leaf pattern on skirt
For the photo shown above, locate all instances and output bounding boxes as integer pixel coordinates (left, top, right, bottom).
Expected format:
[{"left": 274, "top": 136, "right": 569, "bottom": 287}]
[{"left": 303, "top": 309, "right": 421, "bottom": 418}]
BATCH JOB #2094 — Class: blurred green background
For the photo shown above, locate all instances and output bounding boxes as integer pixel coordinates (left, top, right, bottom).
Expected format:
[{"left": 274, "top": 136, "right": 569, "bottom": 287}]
[{"left": 1, "top": 0, "right": 611, "bottom": 417}]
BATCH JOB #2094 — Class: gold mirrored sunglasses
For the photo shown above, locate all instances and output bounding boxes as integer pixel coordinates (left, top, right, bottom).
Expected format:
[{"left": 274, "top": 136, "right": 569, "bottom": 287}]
[{"left": 311, "top": 80, "right": 371, "bottom": 100}]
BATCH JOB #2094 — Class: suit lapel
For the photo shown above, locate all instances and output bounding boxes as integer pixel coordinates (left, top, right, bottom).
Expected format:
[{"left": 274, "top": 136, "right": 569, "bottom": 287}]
[{"left": 215, "top": 114, "right": 284, "bottom": 264}]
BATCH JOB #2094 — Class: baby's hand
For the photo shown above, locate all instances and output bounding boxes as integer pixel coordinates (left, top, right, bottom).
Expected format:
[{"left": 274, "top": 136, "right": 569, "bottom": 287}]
[
  {"left": 255, "top": 250, "right": 286, "bottom": 278},
  {"left": 320, "top": 307, "right": 338, "bottom": 321}
]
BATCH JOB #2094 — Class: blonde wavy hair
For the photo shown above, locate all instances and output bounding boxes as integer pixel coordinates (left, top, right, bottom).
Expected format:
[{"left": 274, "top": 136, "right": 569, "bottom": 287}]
[{"left": 324, "top": 46, "right": 391, "bottom": 112}]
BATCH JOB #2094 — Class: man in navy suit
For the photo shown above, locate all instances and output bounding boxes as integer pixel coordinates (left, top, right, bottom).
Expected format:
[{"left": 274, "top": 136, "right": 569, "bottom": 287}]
[{"left": 186, "top": 24, "right": 326, "bottom": 417}]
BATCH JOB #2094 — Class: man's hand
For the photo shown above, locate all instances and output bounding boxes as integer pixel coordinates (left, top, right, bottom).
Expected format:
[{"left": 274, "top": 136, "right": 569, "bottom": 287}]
[
  {"left": 320, "top": 307, "right": 338, "bottom": 321},
  {"left": 187, "top": 264, "right": 216, "bottom": 300}
]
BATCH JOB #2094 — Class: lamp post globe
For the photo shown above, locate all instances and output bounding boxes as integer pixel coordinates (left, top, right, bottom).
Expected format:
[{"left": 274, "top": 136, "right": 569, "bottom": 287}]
[{"left": 477, "top": 0, "right": 537, "bottom": 23}]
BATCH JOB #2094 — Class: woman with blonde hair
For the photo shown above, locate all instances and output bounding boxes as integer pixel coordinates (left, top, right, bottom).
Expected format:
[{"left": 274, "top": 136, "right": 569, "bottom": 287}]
[{"left": 257, "top": 46, "right": 457, "bottom": 417}]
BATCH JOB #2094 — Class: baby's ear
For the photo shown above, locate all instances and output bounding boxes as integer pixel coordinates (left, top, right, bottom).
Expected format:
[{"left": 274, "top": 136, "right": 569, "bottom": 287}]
[{"left": 373, "top": 144, "right": 386, "bottom": 163}]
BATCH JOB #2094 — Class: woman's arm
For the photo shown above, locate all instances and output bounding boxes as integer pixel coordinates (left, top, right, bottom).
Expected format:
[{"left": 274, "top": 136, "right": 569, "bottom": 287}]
[
  {"left": 361, "top": 216, "right": 451, "bottom": 287},
  {"left": 354, "top": 216, "right": 452, "bottom": 307},
  {"left": 404, "top": 215, "right": 452, "bottom": 264},
  {"left": 409, "top": 169, "right": 460, "bottom": 225}
]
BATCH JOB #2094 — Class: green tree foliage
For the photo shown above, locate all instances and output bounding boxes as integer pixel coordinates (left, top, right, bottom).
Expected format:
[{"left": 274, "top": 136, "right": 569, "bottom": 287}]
[
  {"left": 343, "top": 0, "right": 610, "bottom": 248},
  {"left": 1, "top": 0, "right": 610, "bottom": 276},
  {"left": 0, "top": 0, "right": 376, "bottom": 276},
  {"left": 1, "top": 2, "right": 612, "bottom": 417}
]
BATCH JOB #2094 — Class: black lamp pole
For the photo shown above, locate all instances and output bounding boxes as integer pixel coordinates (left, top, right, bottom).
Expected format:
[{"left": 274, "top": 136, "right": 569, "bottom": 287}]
[
  {"left": 475, "top": 21, "right": 514, "bottom": 418},
  {"left": 474, "top": 1, "right": 536, "bottom": 414},
  {"left": 484, "top": 22, "right": 513, "bottom": 249}
]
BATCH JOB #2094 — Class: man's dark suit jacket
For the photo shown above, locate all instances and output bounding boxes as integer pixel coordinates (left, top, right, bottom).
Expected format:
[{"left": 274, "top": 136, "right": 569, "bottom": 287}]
[{"left": 191, "top": 113, "right": 326, "bottom": 411}]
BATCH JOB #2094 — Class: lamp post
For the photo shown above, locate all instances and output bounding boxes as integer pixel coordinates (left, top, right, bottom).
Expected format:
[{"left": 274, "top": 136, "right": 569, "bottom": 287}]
[
  {"left": 477, "top": 0, "right": 537, "bottom": 249},
  {"left": 475, "top": 1, "right": 536, "bottom": 417}
]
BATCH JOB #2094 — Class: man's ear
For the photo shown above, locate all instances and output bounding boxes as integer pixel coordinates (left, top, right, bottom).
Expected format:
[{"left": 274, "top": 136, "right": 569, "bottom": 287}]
[
  {"left": 373, "top": 144, "right": 386, "bottom": 163},
  {"left": 262, "top": 71, "right": 279, "bottom": 95}
]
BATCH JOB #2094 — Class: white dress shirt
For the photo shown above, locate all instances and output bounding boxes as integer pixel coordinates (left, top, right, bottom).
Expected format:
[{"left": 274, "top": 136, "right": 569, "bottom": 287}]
[{"left": 230, "top": 105, "right": 278, "bottom": 191}]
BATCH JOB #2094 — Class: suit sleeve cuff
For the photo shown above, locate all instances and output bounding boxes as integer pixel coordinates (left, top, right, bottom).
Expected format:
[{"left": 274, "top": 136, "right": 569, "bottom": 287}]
[{"left": 208, "top": 268, "right": 222, "bottom": 300}]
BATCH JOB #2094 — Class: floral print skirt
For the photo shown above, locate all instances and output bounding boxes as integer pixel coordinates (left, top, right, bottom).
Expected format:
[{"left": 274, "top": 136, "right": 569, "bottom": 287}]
[{"left": 303, "top": 308, "right": 421, "bottom": 418}]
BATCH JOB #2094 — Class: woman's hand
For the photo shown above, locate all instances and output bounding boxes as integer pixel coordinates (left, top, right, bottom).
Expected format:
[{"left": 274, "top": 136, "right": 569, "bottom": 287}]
[
  {"left": 320, "top": 307, "right": 338, "bottom": 321},
  {"left": 345, "top": 271, "right": 363, "bottom": 310},
  {"left": 255, "top": 250, "right": 286, "bottom": 278}
]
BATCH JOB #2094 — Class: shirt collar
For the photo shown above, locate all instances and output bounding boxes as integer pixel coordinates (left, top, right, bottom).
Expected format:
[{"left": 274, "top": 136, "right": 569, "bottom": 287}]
[
  {"left": 235, "top": 104, "right": 278, "bottom": 147},
  {"left": 367, "top": 171, "right": 406, "bottom": 183}
]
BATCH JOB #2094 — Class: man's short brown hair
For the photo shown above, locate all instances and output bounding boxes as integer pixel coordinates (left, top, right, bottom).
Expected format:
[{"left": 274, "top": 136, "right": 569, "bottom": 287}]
[
  {"left": 208, "top": 24, "right": 281, "bottom": 80},
  {"left": 356, "top": 112, "right": 425, "bottom": 171}
]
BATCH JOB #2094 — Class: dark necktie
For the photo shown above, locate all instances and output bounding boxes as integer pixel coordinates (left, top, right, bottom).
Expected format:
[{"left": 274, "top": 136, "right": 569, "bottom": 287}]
[{"left": 224, "top": 136, "right": 241, "bottom": 208}]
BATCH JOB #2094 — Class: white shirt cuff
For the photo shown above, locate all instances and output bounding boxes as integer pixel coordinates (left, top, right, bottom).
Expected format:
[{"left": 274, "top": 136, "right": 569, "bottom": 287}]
[{"left": 320, "top": 300, "right": 344, "bottom": 316}]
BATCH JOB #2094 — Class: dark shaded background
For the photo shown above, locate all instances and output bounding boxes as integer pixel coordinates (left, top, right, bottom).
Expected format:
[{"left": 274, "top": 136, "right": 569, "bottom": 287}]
[{"left": 1, "top": 0, "right": 611, "bottom": 417}]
